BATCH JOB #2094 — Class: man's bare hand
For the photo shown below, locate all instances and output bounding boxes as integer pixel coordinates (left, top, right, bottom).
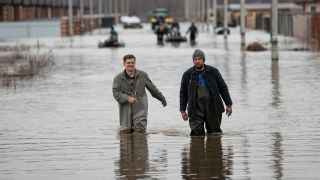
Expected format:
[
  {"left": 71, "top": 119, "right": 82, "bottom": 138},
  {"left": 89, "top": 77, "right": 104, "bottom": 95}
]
[
  {"left": 181, "top": 111, "right": 188, "bottom": 121},
  {"left": 128, "top": 96, "right": 137, "bottom": 104},
  {"left": 226, "top": 106, "right": 232, "bottom": 117}
]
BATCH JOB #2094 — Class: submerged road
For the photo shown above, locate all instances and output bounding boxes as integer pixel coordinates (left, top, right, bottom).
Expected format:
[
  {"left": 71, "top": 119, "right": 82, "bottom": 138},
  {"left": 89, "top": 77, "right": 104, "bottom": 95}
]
[{"left": 1, "top": 23, "right": 320, "bottom": 179}]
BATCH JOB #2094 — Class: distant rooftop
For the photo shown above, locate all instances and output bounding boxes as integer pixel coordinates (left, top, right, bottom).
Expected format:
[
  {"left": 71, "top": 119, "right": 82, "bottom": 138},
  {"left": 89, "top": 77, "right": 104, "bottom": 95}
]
[
  {"left": 228, "top": 3, "right": 302, "bottom": 11},
  {"left": 217, "top": 0, "right": 316, "bottom": 4}
]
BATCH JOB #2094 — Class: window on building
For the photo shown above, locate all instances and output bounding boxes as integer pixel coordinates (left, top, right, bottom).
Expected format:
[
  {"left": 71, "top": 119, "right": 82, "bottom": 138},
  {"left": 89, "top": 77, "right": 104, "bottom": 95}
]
[{"left": 310, "top": 5, "right": 316, "bottom": 14}]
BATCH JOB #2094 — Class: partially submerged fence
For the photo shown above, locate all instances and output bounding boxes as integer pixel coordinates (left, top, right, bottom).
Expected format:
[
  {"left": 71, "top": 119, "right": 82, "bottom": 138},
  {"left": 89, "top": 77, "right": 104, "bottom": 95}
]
[{"left": 278, "top": 12, "right": 320, "bottom": 50}]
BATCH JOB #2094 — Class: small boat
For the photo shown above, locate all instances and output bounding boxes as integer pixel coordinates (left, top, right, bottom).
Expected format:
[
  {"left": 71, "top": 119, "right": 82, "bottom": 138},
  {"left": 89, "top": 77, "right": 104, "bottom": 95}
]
[
  {"left": 215, "top": 27, "right": 230, "bottom": 35},
  {"left": 98, "top": 41, "right": 125, "bottom": 48},
  {"left": 246, "top": 42, "right": 267, "bottom": 51},
  {"left": 165, "top": 35, "right": 187, "bottom": 42}
]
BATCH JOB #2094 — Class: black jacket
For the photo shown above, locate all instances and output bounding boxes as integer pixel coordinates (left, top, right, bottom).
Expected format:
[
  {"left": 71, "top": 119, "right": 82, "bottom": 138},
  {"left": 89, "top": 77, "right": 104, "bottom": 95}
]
[{"left": 180, "top": 65, "right": 232, "bottom": 116}]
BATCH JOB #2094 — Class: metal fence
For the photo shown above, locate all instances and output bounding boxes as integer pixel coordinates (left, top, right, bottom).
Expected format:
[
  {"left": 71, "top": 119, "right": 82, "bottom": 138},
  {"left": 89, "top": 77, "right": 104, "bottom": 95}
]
[
  {"left": 278, "top": 12, "right": 320, "bottom": 50},
  {"left": 311, "top": 14, "right": 320, "bottom": 50},
  {"left": 0, "top": 21, "right": 60, "bottom": 40}
]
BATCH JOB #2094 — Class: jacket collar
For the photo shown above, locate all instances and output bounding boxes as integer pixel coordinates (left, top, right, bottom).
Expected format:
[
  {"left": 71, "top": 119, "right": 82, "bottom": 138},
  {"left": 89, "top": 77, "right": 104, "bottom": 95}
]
[
  {"left": 192, "top": 64, "right": 207, "bottom": 73},
  {"left": 120, "top": 69, "right": 141, "bottom": 80}
]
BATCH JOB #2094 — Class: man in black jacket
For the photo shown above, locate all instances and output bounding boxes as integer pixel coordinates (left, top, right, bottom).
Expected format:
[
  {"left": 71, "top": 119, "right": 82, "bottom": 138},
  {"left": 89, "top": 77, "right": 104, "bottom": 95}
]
[
  {"left": 180, "top": 49, "right": 232, "bottom": 136},
  {"left": 186, "top": 22, "right": 198, "bottom": 43}
]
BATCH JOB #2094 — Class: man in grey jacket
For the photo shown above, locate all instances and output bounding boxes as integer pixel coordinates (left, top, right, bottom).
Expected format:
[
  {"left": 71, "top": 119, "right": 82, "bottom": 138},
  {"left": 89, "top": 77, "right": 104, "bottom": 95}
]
[{"left": 113, "top": 54, "right": 167, "bottom": 133}]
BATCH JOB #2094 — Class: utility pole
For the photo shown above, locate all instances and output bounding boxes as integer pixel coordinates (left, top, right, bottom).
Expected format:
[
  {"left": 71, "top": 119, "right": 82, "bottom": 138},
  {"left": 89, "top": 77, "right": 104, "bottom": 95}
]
[
  {"left": 240, "top": 0, "right": 246, "bottom": 51},
  {"left": 124, "top": 0, "right": 127, "bottom": 16},
  {"left": 109, "top": 0, "right": 113, "bottom": 15},
  {"left": 114, "top": 0, "right": 118, "bottom": 24},
  {"left": 79, "top": 0, "right": 84, "bottom": 35},
  {"left": 198, "top": 0, "right": 201, "bottom": 21},
  {"left": 80, "top": 0, "right": 84, "bottom": 19},
  {"left": 119, "top": 0, "right": 122, "bottom": 17},
  {"left": 271, "top": 0, "right": 279, "bottom": 61},
  {"left": 185, "top": 0, "right": 189, "bottom": 21},
  {"left": 99, "top": 0, "right": 102, "bottom": 31},
  {"left": 127, "top": 0, "right": 130, "bottom": 16},
  {"left": 99, "top": 0, "right": 102, "bottom": 16},
  {"left": 80, "top": 0, "right": 84, "bottom": 18},
  {"left": 192, "top": 0, "right": 197, "bottom": 21},
  {"left": 202, "top": 0, "right": 205, "bottom": 29},
  {"left": 202, "top": 0, "right": 205, "bottom": 22},
  {"left": 206, "top": 0, "right": 210, "bottom": 31},
  {"left": 90, "top": 0, "right": 94, "bottom": 32},
  {"left": 122, "top": 0, "right": 126, "bottom": 16},
  {"left": 213, "top": 0, "right": 217, "bottom": 35},
  {"left": 103, "top": 0, "right": 109, "bottom": 16},
  {"left": 123, "top": 0, "right": 127, "bottom": 16},
  {"left": 68, "top": 0, "right": 73, "bottom": 36},
  {"left": 188, "top": 0, "right": 196, "bottom": 21},
  {"left": 224, "top": 0, "right": 228, "bottom": 40}
]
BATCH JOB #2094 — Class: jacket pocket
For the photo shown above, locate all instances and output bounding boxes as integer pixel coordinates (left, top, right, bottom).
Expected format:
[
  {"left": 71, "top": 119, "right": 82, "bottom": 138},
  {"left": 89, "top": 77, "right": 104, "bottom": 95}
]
[{"left": 212, "top": 95, "right": 225, "bottom": 113}]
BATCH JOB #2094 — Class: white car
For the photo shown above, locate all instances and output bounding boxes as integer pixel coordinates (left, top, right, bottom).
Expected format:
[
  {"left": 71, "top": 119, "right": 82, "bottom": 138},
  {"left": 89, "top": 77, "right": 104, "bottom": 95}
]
[{"left": 120, "top": 16, "right": 143, "bottom": 29}]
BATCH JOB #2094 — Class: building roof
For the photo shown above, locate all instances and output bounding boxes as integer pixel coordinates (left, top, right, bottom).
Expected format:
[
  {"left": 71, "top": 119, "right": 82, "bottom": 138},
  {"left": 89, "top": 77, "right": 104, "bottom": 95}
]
[
  {"left": 218, "top": 0, "right": 316, "bottom": 4},
  {"left": 279, "top": 0, "right": 316, "bottom": 3},
  {"left": 228, "top": 3, "right": 303, "bottom": 11},
  {"left": 0, "top": 0, "right": 81, "bottom": 7}
]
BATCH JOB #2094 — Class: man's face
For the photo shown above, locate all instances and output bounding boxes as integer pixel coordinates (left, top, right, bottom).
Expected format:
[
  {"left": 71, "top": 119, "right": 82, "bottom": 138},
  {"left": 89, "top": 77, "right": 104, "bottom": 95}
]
[
  {"left": 124, "top": 58, "right": 136, "bottom": 72},
  {"left": 193, "top": 57, "right": 204, "bottom": 69}
]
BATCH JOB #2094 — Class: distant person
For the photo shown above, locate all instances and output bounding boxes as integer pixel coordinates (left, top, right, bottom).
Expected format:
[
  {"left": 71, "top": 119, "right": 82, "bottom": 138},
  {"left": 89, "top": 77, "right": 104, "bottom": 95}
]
[
  {"left": 186, "top": 22, "right": 198, "bottom": 43},
  {"left": 171, "top": 21, "right": 180, "bottom": 31},
  {"left": 113, "top": 54, "right": 167, "bottom": 134},
  {"left": 109, "top": 26, "right": 118, "bottom": 43},
  {"left": 155, "top": 24, "right": 167, "bottom": 45},
  {"left": 157, "top": 16, "right": 165, "bottom": 25},
  {"left": 170, "top": 21, "right": 181, "bottom": 37},
  {"left": 179, "top": 49, "right": 232, "bottom": 136}
]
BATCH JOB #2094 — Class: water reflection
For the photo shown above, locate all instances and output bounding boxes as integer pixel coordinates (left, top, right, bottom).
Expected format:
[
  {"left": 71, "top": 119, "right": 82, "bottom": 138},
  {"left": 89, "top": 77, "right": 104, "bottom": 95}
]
[
  {"left": 240, "top": 52, "right": 248, "bottom": 103},
  {"left": 241, "top": 135, "right": 251, "bottom": 177},
  {"left": 190, "top": 40, "right": 197, "bottom": 47},
  {"left": 114, "top": 133, "right": 150, "bottom": 179},
  {"left": 171, "top": 42, "right": 181, "bottom": 48},
  {"left": 181, "top": 136, "right": 233, "bottom": 179},
  {"left": 157, "top": 41, "right": 164, "bottom": 46},
  {"left": 213, "top": 34, "right": 217, "bottom": 48},
  {"left": 271, "top": 132, "right": 284, "bottom": 180},
  {"left": 271, "top": 60, "right": 281, "bottom": 107},
  {"left": 110, "top": 48, "right": 120, "bottom": 72},
  {"left": 0, "top": 77, "right": 17, "bottom": 88},
  {"left": 0, "top": 76, "right": 36, "bottom": 88},
  {"left": 224, "top": 38, "right": 229, "bottom": 51},
  {"left": 223, "top": 50, "right": 231, "bottom": 82}
]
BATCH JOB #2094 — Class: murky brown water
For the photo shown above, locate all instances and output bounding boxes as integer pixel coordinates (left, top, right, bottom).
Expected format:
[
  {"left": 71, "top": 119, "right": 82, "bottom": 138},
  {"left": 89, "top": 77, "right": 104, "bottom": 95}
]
[{"left": 1, "top": 24, "right": 320, "bottom": 179}]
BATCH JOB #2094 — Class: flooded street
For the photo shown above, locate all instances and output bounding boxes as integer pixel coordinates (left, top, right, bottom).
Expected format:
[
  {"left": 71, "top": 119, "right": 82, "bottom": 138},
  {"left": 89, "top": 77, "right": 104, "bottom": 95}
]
[{"left": 1, "top": 24, "right": 320, "bottom": 179}]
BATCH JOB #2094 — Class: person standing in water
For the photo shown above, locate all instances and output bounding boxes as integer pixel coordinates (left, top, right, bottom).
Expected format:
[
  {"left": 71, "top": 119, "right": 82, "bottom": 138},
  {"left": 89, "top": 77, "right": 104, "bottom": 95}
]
[
  {"left": 113, "top": 54, "right": 167, "bottom": 133},
  {"left": 179, "top": 49, "right": 232, "bottom": 136},
  {"left": 186, "top": 22, "right": 198, "bottom": 43}
]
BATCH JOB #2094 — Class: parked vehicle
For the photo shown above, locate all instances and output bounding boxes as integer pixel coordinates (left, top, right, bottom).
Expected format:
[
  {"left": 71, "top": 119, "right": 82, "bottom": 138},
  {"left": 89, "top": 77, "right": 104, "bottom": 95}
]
[
  {"left": 148, "top": 8, "right": 174, "bottom": 31},
  {"left": 120, "top": 16, "right": 143, "bottom": 29}
]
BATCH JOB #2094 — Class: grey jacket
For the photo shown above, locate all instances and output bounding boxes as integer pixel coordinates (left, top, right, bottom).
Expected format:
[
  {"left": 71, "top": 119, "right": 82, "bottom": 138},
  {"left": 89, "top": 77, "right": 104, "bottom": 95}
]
[{"left": 112, "top": 69, "right": 166, "bottom": 130}]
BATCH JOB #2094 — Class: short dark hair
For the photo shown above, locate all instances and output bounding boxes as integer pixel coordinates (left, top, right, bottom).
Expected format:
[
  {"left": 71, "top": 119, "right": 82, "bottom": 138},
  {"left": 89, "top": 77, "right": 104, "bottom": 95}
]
[{"left": 123, "top": 54, "right": 136, "bottom": 63}]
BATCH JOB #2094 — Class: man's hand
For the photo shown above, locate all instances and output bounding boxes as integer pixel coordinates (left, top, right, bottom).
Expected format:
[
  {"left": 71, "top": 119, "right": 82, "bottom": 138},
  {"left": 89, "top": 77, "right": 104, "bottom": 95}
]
[
  {"left": 181, "top": 111, "right": 188, "bottom": 121},
  {"left": 226, "top": 106, "right": 232, "bottom": 117},
  {"left": 161, "top": 99, "right": 167, "bottom": 107},
  {"left": 128, "top": 96, "right": 137, "bottom": 104}
]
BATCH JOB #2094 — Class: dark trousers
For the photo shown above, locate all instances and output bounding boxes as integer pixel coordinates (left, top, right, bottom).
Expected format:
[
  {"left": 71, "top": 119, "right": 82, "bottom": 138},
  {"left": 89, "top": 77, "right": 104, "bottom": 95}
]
[
  {"left": 190, "top": 33, "right": 196, "bottom": 42},
  {"left": 157, "top": 34, "right": 164, "bottom": 42},
  {"left": 189, "top": 97, "right": 223, "bottom": 136}
]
